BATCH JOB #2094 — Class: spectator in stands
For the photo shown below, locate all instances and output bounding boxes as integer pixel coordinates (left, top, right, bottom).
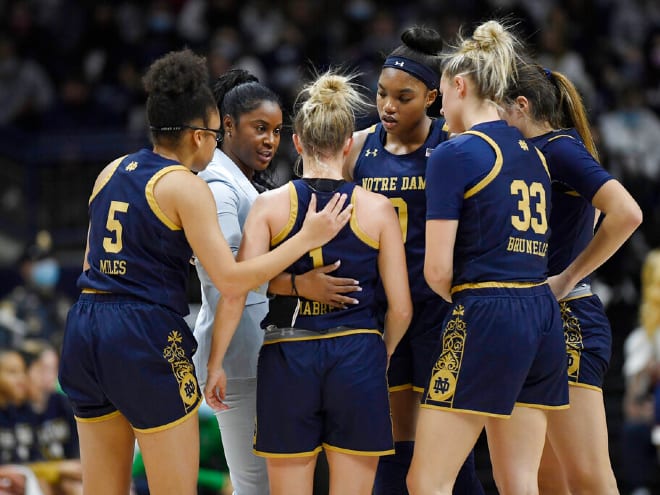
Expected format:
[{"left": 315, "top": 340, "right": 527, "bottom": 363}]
[
  {"left": 0, "top": 231, "right": 70, "bottom": 348},
  {"left": 620, "top": 249, "right": 660, "bottom": 495}
]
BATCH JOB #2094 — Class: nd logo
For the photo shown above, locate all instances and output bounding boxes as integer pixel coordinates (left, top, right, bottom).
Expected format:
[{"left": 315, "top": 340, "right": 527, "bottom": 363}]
[{"left": 428, "top": 369, "right": 456, "bottom": 402}]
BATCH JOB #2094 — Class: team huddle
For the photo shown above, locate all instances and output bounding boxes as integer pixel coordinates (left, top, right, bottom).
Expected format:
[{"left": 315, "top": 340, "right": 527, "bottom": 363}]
[{"left": 57, "top": 18, "right": 642, "bottom": 495}]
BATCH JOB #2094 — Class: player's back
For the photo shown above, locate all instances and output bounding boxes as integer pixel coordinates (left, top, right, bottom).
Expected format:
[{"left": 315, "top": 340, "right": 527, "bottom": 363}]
[
  {"left": 428, "top": 120, "right": 551, "bottom": 287},
  {"left": 531, "top": 129, "right": 612, "bottom": 281},
  {"left": 79, "top": 149, "right": 192, "bottom": 315},
  {"left": 265, "top": 179, "right": 379, "bottom": 332}
]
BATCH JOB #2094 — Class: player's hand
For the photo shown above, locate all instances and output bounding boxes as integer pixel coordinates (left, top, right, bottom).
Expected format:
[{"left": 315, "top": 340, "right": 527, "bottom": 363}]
[
  {"left": 299, "top": 193, "right": 352, "bottom": 249},
  {"left": 297, "top": 260, "right": 361, "bottom": 308},
  {"left": 0, "top": 467, "right": 25, "bottom": 495},
  {"left": 204, "top": 367, "right": 229, "bottom": 411},
  {"left": 547, "top": 272, "right": 573, "bottom": 300}
]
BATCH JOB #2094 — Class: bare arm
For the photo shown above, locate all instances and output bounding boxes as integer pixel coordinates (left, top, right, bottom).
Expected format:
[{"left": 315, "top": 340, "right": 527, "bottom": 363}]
[
  {"left": 424, "top": 219, "right": 459, "bottom": 303},
  {"left": 376, "top": 196, "right": 413, "bottom": 359},
  {"left": 166, "top": 173, "right": 352, "bottom": 297},
  {"left": 268, "top": 262, "right": 361, "bottom": 308},
  {"left": 549, "top": 179, "right": 642, "bottom": 299},
  {"left": 342, "top": 129, "right": 370, "bottom": 181},
  {"left": 203, "top": 292, "right": 247, "bottom": 410},
  {"left": 203, "top": 191, "right": 276, "bottom": 407}
]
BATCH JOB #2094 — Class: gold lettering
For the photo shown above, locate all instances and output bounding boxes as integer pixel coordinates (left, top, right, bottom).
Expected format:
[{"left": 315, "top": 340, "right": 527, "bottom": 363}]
[
  {"left": 99, "top": 259, "right": 127, "bottom": 275},
  {"left": 505, "top": 237, "right": 548, "bottom": 257}
]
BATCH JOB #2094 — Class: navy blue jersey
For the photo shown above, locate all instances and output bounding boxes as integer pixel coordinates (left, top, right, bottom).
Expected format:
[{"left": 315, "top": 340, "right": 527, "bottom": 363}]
[
  {"left": 531, "top": 129, "right": 612, "bottom": 281},
  {"left": 34, "top": 393, "right": 79, "bottom": 460},
  {"left": 266, "top": 179, "right": 379, "bottom": 332},
  {"left": 426, "top": 121, "right": 551, "bottom": 286},
  {"left": 78, "top": 149, "right": 193, "bottom": 315},
  {"left": 353, "top": 119, "right": 449, "bottom": 301},
  {"left": 0, "top": 404, "right": 40, "bottom": 463}
]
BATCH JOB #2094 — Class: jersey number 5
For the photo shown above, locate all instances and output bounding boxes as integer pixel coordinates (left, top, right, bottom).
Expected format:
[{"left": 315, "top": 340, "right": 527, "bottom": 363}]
[
  {"left": 510, "top": 180, "right": 548, "bottom": 234},
  {"left": 103, "top": 200, "right": 129, "bottom": 253}
]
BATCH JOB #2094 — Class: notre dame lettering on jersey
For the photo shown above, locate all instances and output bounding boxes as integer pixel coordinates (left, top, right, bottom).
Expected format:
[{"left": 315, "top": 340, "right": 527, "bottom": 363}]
[{"left": 353, "top": 119, "right": 449, "bottom": 302}]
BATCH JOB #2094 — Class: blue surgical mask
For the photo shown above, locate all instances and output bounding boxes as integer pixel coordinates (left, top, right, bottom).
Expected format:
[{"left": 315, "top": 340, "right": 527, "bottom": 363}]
[{"left": 31, "top": 259, "right": 60, "bottom": 290}]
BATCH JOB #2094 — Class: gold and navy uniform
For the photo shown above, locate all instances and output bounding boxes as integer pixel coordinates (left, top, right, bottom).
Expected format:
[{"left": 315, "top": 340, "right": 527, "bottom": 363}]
[
  {"left": 423, "top": 121, "right": 569, "bottom": 416},
  {"left": 353, "top": 119, "right": 452, "bottom": 392},
  {"left": 533, "top": 129, "right": 614, "bottom": 389},
  {"left": 59, "top": 149, "right": 201, "bottom": 431},
  {"left": 78, "top": 149, "right": 193, "bottom": 316},
  {"left": 255, "top": 179, "right": 393, "bottom": 457},
  {"left": 354, "top": 119, "right": 448, "bottom": 301}
]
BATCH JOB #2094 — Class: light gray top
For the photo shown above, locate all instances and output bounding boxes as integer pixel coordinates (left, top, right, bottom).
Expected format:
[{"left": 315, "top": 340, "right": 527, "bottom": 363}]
[{"left": 193, "top": 148, "right": 268, "bottom": 384}]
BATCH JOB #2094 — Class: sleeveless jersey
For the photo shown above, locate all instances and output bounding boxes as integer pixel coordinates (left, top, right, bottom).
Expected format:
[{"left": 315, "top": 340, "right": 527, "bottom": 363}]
[
  {"left": 267, "top": 179, "right": 379, "bottom": 332},
  {"left": 353, "top": 119, "right": 449, "bottom": 301},
  {"left": 78, "top": 149, "right": 193, "bottom": 315},
  {"left": 530, "top": 129, "right": 612, "bottom": 281},
  {"left": 426, "top": 120, "right": 551, "bottom": 286}
]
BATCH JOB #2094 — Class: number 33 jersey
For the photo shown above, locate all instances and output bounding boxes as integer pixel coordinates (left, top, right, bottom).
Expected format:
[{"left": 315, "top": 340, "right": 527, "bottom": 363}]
[
  {"left": 426, "top": 120, "right": 551, "bottom": 286},
  {"left": 78, "top": 149, "right": 193, "bottom": 316}
]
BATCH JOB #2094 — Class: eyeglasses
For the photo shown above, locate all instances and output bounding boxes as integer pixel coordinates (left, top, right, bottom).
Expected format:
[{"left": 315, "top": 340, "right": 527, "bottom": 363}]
[{"left": 150, "top": 124, "right": 223, "bottom": 143}]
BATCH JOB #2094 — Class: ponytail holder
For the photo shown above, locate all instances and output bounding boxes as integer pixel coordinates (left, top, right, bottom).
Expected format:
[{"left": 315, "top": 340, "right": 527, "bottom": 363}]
[{"left": 543, "top": 68, "right": 554, "bottom": 81}]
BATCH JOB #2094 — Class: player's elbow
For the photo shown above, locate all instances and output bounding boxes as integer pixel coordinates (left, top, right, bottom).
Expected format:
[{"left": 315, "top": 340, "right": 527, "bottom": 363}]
[{"left": 390, "top": 299, "right": 413, "bottom": 330}]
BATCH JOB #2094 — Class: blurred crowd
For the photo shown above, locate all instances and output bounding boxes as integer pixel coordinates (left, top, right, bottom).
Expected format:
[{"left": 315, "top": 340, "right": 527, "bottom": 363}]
[{"left": 1, "top": 0, "right": 660, "bottom": 493}]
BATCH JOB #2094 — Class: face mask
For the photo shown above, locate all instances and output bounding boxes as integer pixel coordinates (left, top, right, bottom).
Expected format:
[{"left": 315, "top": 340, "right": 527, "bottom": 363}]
[{"left": 31, "top": 259, "right": 60, "bottom": 290}]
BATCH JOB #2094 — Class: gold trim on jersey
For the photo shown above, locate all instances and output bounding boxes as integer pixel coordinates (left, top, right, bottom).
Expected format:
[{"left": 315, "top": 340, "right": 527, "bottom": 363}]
[
  {"left": 442, "top": 121, "right": 450, "bottom": 132},
  {"left": 390, "top": 383, "right": 413, "bottom": 393},
  {"left": 367, "top": 124, "right": 377, "bottom": 134},
  {"left": 254, "top": 446, "right": 323, "bottom": 458},
  {"left": 145, "top": 165, "right": 189, "bottom": 231},
  {"left": 560, "top": 292, "right": 593, "bottom": 303},
  {"left": 569, "top": 382, "right": 602, "bottom": 392},
  {"left": 323, "top": 442, "right": 395, "bottom": 457},
  {"left": 133, "top": 401, "right": 201, "bottom": 434},
  {"left": 534, "top": 147, "right": 550, "bottom": 178},
  {"left": 451, "top": 280, "right": 545, "bottom": 295},
  {"left": 514, "top": 402, "right": 570, "bottom": 411},
  {"left": 462, "top": 131, "right": 503, "bottom": 198},
  {"left": 74, "top": 410, "right": 122, "bottom": 423},
  {"left": 565, "top": 190, "right": 581, "bottom": 197},
  {"left": 271, "top": 182, "right": 298, "bottom": 246},
  {"left": 411, "top": 385, "right": 425, "bottom": 393},
  {"left": 263, "top": 328, "right": 381, "bottom": 345},
  {"left": 81, "top": 288, "right": 111, "bottom": 294},
  {"left": 349, "top": 189, "right": 379, "bottom": 249},
  {"left": 548, "top": 134, "right": 575, "bottom": 143},
  {"left": 419, "top": 404, "right": 511, "bottom": 419},
  {"left": 88, "top": 156, "right": 126, "bottom": 205}
]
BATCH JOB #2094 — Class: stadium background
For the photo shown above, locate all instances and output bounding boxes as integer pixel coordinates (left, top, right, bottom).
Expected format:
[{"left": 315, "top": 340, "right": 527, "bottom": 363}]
[{"left": 1, "top": 0, "right": 659, "bottom": 492}]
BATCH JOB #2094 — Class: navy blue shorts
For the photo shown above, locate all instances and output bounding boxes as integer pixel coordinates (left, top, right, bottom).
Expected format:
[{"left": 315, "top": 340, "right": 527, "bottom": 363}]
[
  {"left": 559, "top": 294, "right": 611, "bottom": 389},
  {"left": 421, "top": 285, "right": 569, "bottom": 416},
  {"left": 254, "top": 332, "right": 394, "bottom": 457},
  {"left": 59, "top": 294, "right": 201, "bottom": 431},
  {"left": 386, "top": 297, "right": 450, "bottom": 392}
]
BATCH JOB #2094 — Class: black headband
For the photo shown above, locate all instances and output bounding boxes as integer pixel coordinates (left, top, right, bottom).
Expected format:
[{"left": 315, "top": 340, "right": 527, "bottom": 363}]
[{"left": 383, "top": 56, "right": 439, "bottom": 89}]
